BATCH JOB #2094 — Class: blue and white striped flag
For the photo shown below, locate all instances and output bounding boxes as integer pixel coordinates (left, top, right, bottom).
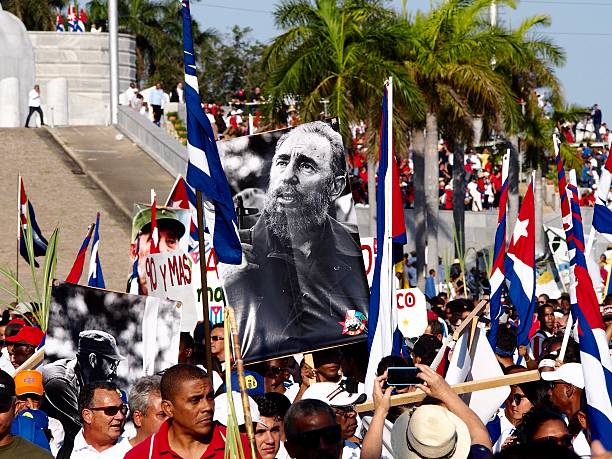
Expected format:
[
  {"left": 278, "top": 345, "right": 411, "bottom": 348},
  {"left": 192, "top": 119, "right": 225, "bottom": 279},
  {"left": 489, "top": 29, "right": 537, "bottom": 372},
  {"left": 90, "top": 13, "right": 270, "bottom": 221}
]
[
  {"left": 566, "top": 173, "right": 612, "bottom": 449},
  {"left": 365, "top": 79, "right": 407, "bottom": 395},
  {"left": 180, "top": 0, "right": 241, "bottom": 265},
  {"left": 592, "top": 153, "right": 612, "bottom": 243},
  {"left": 87, "top": 213, "right": 105, "bottom": 288}
]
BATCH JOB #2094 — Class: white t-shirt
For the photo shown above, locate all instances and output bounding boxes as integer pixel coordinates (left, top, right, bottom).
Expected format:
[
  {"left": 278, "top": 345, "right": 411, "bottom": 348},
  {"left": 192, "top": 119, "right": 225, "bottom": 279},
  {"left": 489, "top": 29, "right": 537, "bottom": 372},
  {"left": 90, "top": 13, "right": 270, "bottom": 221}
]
[
  {"left": 69, "top": 430, "right": 132, "bottom": 458},
  {"left": 0, "top": 348, "right": 14, "bottom": 376},
  {"left": 28, "top": 89, "right": 41, "bottom": 108},
  {"left": 493, "top": 410, "right": 515, "bottom": 453}
]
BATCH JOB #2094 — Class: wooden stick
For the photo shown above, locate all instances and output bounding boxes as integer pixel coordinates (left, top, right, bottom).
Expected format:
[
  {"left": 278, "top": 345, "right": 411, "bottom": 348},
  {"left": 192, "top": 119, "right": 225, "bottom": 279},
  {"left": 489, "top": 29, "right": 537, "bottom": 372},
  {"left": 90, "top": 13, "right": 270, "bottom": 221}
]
[
  {"left": 227, "top": 307, "right": 257, "bottom": 459},
  {"left": 16, "top": 175, "right": 21, "bottom": 296},
  {"left": 356, "top": 370, "right": 540, "bottom": 413},
  {"left": 303, "top": 353, "right": 316, "bottom": 384},
  {"left": 195, "top": 190, "right": 213, "bottom": 377},
  {"left": 430, "top": 300, "right": 487, "bottom": 371}
]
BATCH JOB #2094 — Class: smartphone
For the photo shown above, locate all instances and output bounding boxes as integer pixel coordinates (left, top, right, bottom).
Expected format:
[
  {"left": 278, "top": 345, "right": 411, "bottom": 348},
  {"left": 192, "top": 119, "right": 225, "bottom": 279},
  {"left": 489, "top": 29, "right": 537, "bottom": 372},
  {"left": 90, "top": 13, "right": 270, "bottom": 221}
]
[{"left": 386, "top": 367, "right": 422, "bottom": 386}]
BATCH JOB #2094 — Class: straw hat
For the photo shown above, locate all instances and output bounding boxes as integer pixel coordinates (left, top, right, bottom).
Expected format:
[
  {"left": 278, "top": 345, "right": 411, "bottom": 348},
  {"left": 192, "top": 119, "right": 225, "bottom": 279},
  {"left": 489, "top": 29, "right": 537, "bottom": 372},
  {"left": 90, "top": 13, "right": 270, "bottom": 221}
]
[{"left": 391, "top": 405, "right": 471, "bottom": 459}]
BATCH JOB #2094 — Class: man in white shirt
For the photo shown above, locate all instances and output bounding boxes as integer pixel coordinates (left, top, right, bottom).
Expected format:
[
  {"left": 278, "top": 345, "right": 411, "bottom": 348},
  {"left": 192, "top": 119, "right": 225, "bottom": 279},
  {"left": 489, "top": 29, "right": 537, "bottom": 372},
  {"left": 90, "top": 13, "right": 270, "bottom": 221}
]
[
  {"left": 148, "top": 82, "right": 165, "bottom": 126},
  {"left": 60, "top": 381, "right": 132, "bottom": 458},
  {"left": 25, "top": 85, "right": 44, "bottom": 128}
]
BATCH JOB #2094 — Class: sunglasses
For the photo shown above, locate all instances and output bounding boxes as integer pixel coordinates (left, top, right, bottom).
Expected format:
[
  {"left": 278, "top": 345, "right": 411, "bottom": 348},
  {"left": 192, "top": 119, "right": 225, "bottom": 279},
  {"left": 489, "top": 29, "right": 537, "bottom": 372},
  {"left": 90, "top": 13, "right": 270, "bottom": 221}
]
[
  {"left": 211, "top": 336, "right": 224, "bottom": 342},
  {"left": 511, "top": 394, "right": 527, "bottom": 406},
  {"left": 17, "top": 394, "right": 42, "bottom": 402},
  {"left": 537, "top": 434, "right": 573, "bottom": 449},
  {"left": 266, "top": 366, "right": 285, "bottom": 376},
  {"left": 89, "top": 404, "right": 128, "bottom": 417},
  {"left": 332, "top": 405, "right": 357, "bottom": 417},
  {"left": 287, "top": 424, "right": 342, "bottom": 447}
]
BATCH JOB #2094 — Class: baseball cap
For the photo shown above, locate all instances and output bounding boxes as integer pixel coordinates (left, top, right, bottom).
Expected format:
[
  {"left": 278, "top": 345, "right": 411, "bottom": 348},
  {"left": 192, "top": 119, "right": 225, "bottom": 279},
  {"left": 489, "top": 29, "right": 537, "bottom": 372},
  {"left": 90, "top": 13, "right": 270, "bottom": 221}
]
[
  {"left": 14, "top": 370, "right": 44, "bottom": 396},
  {"left": 219, "top": 370, "right": 265, "bottom": 397},
  {"left": 541, "top": 362, "right": 585, "bottom": 389},
  {"left": 131, "top": 206, "right": 186, "bottom": 242},
  {"left": 78, "top": 330, "right": 125, "bottom": 361},
  {"left": 0, "top": 370, "right": 15, "bottom": 412},
  {"left": 5, "top": 326, "right": 44, "bottom": 347},
  {"left": 602, "top": 305, "right": 612, "bottom": 320},
  {"left": 213, "top": 392, "right": 260, "bottom": 426},
  {"left": 301, "top": 382, "right": 367, "bottom": 408}
]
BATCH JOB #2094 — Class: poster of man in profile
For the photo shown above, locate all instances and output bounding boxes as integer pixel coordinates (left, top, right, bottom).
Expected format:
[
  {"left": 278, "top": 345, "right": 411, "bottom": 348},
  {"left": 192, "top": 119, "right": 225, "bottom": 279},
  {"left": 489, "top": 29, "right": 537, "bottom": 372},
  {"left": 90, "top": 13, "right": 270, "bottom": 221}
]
[
  {"left": 41, "top": 282, "right": 181, "bottom": 437},
  {"left": 218, "top": 119, "right": 370, "bottom": 362}
]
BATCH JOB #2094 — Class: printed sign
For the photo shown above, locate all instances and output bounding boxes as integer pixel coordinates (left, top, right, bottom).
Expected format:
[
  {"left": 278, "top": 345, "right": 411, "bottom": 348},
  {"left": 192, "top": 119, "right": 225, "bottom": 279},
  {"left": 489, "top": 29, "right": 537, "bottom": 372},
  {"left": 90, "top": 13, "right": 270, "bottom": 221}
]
[{"left": 396, "top": 288, "right": 427, "bottom": 338}]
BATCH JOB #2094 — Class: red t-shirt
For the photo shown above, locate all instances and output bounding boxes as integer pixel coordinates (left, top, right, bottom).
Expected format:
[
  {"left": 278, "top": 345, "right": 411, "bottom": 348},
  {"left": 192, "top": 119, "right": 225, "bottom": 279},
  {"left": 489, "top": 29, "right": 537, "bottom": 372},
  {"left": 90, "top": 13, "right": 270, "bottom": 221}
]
[{"left": 124, "top": 420, "right": 254, "bottom": 459}]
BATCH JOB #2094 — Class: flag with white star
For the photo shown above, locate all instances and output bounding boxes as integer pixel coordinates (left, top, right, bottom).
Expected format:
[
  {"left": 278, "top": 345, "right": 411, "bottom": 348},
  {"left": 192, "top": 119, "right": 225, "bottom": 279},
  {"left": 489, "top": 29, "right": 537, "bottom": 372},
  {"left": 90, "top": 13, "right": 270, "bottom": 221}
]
[{"left": 503, "top": 172, "right": 536, "bottom": 346}]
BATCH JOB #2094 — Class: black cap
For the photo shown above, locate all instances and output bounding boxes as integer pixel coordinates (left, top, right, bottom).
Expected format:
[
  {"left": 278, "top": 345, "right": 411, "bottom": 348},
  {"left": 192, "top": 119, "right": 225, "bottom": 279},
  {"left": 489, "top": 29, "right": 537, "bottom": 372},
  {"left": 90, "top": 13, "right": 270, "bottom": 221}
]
[
  {"left": 0, "top": 370, "right": 15, "bottom": 412},
  {"left": 78, "top": 330, "right": 125, "bottom": 361}
]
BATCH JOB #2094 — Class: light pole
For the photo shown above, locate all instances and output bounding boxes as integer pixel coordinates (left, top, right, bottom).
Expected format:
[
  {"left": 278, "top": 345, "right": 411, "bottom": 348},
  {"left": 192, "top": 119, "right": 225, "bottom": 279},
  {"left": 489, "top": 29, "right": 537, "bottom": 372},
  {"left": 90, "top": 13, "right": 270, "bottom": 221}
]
[{"left": 109, "top": 0, "right": 119, "bottom": 124}]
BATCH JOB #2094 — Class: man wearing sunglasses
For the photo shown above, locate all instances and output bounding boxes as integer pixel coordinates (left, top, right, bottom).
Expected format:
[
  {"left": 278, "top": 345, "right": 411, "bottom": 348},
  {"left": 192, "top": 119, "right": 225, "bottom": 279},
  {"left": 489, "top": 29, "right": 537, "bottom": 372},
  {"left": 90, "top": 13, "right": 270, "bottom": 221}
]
[
  {"left": 284, "top": 399, "right": 343, "bottom": 459},
  {"left": 58, "top": 381, "right": 131, "bottom": 458},
  {"left": 301, "top": 381, "right": 367, "bottom": 458},
  {"left": 41, "top": 330, "right": 126, "bottom": 439}
]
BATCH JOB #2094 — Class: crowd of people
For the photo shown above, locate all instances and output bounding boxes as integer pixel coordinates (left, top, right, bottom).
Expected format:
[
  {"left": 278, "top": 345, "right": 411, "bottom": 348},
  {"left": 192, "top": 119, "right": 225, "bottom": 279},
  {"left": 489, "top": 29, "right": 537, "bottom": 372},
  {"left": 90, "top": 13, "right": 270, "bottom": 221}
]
[
  {"left": 0, "top": 285, "right": 609, "bottom": 458},
  {"left": 347, "top": 102, "right": 612, "bottom": 212}
]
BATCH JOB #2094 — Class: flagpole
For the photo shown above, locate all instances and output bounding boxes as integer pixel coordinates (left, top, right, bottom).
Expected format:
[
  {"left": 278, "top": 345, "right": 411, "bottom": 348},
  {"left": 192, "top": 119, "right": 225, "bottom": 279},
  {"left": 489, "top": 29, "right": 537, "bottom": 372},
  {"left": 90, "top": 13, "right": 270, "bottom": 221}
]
[
  {"left": 386, "top": 77, "right": 394, "bottom": 312},
  {"left": 16, "top": 175, "right": 21, "bottom": 296},
  {"left": 196, "top": 190, "right": 213, "bottom": 377}
]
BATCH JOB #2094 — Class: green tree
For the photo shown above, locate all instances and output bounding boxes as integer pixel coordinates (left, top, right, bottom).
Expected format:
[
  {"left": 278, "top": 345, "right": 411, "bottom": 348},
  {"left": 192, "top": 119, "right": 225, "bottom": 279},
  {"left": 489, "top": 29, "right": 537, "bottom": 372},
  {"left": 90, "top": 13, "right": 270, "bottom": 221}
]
[
  {"left": 263, "top": 0, "right": 423, "bottom": 143},
  {"left": 1, "top": 0, "right": 67, "bottom": 30},
  {"left": 404, "top": 0, "right": 534, "bottom": 276},
  {"left": 200, "top": 26, "right": 266, "bottom": 103}
]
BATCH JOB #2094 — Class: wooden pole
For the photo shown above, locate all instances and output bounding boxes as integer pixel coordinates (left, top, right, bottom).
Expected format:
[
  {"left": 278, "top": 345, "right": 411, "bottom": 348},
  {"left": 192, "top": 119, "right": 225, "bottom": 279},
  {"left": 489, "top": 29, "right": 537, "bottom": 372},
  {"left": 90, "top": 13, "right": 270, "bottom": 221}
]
[
  {"left": 195, "top": 190, "right": 213, "bottom": 377},
  {"left": 227, "top": 307, "right": 257, "bottom": 459},
  {"left": 356, "top": 370, "right": 540, "bottom": 413},
  {"left": 430, "top": 299, "right": 487, "bottom": 371},
  {"left": 16, "top": 175, "right": 21, "bottom": 297}
]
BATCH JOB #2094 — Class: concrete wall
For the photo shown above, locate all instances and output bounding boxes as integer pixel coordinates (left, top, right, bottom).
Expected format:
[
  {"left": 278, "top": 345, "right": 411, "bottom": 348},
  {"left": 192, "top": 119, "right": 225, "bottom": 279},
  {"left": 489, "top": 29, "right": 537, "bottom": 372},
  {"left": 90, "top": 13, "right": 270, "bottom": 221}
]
[
  {"left": 28, "top": 32, "right": 136, "bottom": 126},
  {"left": 117, "top": 105, "right": 188, "bottom": 176}
]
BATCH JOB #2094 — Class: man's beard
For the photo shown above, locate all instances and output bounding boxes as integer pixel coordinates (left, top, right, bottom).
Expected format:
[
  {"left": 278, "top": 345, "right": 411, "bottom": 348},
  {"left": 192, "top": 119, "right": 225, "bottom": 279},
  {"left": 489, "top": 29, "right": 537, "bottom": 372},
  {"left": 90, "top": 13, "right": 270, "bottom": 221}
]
[{"left": 263, "top": 181, "right": 332, "bottom": 243}]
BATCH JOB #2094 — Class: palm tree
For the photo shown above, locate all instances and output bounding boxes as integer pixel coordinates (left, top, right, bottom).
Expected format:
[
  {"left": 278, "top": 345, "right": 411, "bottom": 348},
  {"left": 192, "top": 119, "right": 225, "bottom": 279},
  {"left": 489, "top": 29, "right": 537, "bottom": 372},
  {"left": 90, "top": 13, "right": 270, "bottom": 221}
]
[
  {"left": 403, "top": 0, "right": 522, "bottom": 276},
  {"left": 263, "top": 0, "right": 423, "bottom": 144}
]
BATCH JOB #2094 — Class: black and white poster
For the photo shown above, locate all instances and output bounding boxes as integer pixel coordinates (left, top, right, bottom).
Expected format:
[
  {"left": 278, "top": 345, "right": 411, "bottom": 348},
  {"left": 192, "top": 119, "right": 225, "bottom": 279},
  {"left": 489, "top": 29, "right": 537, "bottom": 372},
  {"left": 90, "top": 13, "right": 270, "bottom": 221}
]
[{"left": 218, "top": 120, "right": 370, "bottom": 362}]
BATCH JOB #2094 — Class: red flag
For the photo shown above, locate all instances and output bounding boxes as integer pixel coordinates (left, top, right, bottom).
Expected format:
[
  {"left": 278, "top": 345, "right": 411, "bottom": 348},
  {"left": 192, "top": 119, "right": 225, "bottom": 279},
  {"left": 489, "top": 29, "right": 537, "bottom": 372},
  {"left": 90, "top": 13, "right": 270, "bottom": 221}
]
[{"left": 150, "top": 190, "right": 160, "bottom": 254}]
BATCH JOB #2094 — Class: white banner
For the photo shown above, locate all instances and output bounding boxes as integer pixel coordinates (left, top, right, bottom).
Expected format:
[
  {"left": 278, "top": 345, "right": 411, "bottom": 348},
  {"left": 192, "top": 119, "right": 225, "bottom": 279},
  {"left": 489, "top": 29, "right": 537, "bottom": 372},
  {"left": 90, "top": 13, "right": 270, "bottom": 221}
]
[{"left": 396, "top": 288, "right": 427, "bottom": 338}]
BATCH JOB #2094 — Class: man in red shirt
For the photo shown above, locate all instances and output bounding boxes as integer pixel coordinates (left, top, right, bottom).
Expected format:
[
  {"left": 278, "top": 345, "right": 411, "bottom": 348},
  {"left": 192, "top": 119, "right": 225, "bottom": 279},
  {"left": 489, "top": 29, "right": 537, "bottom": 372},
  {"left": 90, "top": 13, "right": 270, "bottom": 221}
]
[{"left": 125, "top": 364, "right": 253, "bottom": 459}]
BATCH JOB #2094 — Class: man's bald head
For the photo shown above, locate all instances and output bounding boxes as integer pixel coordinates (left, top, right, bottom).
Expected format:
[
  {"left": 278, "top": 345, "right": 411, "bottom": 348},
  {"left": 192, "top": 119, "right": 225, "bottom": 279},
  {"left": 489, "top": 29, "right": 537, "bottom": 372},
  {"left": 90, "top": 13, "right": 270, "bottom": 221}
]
[{"left": 160, "top": 364, "right": 209, "bottom": 403}]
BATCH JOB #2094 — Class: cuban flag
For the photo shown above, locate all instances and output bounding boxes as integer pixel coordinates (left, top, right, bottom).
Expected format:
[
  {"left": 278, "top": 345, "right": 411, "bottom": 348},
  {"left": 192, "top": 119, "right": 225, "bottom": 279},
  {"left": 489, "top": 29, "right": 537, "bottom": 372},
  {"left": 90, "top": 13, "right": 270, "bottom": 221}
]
[
  {"left": 503, "top": 172, "right": 536, "bottom": 346},
  {"left": 150, "top": 190, "right": 160, "bottom": 254},
  {"left": 365, "top": 79, "right": 407, "bottom": 395},
  {"left": 55, "top": 11, "right": 65, "bottom": 32},
  {"left": 487, "top": 150, "right": 509, "bottom": 350},
  {"left": 566, "top": 174, "right": 612, "bottom": 449},
  {"left": 592, "top": 153, "right": 612, "bottom": 243},
  {"left": 65, "top": 224, "right": 94, "bottom": 284},
  {"left": 76, "top": 8, "right": 87, "bottom": 32},
  {"left": 180, "top": 0, "right": 241, "bottom": 265},
  {"left": 166, "top": 175, "right": 200, "bottom": 262},
  {"left": 87, "top": 213, "right": 105, "bottom": 288},
  {"left": 18, "top": 177, "right": 48, "bottom": 267},
  {"left": 66, "top": 5, "right": 76, "bottom": 32}
]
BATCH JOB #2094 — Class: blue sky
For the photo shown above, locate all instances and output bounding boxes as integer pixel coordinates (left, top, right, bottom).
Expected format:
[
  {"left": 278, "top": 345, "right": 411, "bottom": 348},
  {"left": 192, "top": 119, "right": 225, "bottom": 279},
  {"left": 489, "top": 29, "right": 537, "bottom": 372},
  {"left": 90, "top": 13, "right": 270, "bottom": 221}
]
[{"left": 188, "top": 0, "right": 611, "bottom": 119}]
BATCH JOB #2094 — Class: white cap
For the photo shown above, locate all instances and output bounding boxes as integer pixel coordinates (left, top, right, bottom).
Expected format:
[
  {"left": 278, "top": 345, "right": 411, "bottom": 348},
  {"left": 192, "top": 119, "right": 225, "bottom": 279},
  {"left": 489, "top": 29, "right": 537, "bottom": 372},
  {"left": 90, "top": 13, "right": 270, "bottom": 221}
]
[
  {"left": 14, "top": 302, "right": 30, "bottom": 315},
  {"left": 301, "top": 382, "right": 366, "bottom": 407},
  {"left": 213, "top": 392, "right": 260, "bottom": 426},
  {"left": 541, "top": 362, "right": 585, "bottom": 389}
]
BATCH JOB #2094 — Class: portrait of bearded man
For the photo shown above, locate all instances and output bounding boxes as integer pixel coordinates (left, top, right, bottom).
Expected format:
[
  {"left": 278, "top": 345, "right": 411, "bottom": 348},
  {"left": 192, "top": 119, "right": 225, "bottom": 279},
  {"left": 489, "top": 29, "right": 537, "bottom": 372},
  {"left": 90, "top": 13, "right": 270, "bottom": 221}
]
[{"left": 221, "top": 121, "right": 369, "bottom": 361}]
